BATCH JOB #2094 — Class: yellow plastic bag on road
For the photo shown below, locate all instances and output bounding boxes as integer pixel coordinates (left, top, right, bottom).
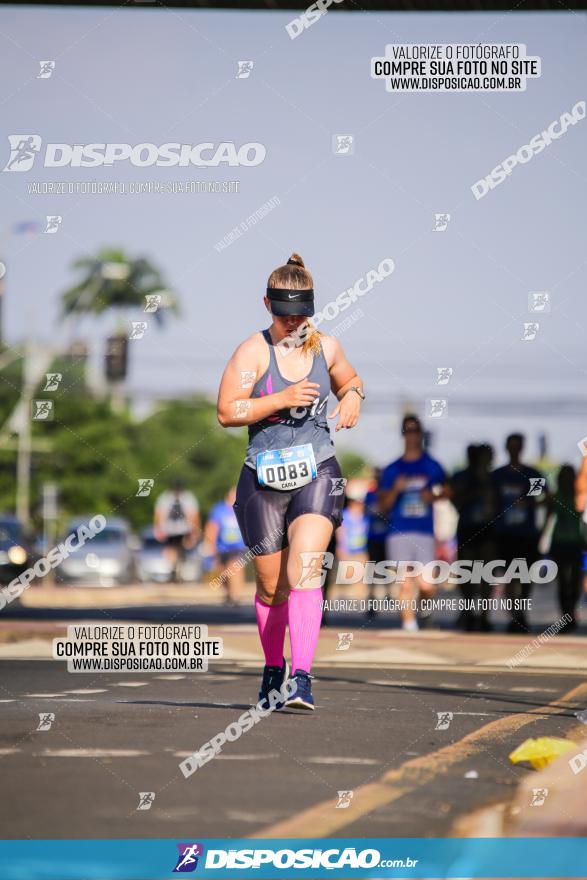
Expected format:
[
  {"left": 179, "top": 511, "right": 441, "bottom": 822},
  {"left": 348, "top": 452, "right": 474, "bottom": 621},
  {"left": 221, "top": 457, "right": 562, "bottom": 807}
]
[{"left": 509, "top": 736, "right": 577, "bottom": 770}]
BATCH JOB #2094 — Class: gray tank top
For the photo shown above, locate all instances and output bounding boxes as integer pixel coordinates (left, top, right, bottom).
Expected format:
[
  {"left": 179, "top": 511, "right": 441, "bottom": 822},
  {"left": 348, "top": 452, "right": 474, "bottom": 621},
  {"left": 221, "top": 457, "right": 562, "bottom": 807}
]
[{"left": 244, "top": 329, "right": 335, "bottom": 470}]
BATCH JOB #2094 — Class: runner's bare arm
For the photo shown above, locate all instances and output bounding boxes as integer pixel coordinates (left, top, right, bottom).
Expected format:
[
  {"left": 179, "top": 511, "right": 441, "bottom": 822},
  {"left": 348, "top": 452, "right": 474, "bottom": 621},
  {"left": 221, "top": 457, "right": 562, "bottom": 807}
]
[
  {"left": 217, "top": 337, "right": 319, "bottom": 427},
  {"left": 322, "top": 335, "right": 363, "bottom": 431},
  {"left": 378, "top": 477, "right": 408, "bottom": 513}
]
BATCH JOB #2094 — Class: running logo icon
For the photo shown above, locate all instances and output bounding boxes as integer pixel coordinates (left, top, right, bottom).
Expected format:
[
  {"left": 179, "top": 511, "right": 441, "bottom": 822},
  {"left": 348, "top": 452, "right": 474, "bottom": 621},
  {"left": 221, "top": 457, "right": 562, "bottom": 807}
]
[
  {"left": 530, "top": 787, "right": 549, "bottom": 807},
  {"left": 37, "top": 61, "right": 55, "bottom": 79},
  {"left": 522, "top": 322, "right": 539, "bottom": 341},
  {"left": 32, "top": 400, "right": 54, "bottom": 421},
  {"left": 333, "top": 134, "right": 354, "bottom": 155},
  {"left": 527, "top": 477, "right": 546, "bottom": 496},
  {"left": 436, "top": 367, "right": 453, "bottom": 385},
  {"left": 429, "top": 398, "right": 448, "bottom": 419},
  {"left": 144, "top": 294, "right": 162, "bottom": 313},
  {"left": 44, "top": 215, "right": 62, "bottom": 234},
  {"left": 4, "top": 135, "right": 42, "bottom": 172},
  {"left": 299, "top": 551, "right": 333, "bottom": 588},
  {"left": 43, "top": 373, "right": 62, "bottom": 391},
  {"left": 528, "top": 291, "right": 550, "bottom": 312},
  {"left": 129, "top": 322, "right": 147, "bottom": 340},
  {"left": 173, "top": 843, "right": 204, "bottom": 873},
  {"left": 236, "top": 61, "right": 254, "bottom": 78},
  {"left": 435, "top": 711, "right": 453, "bottom": 730},
  {"left": 336, "top": 632, "right": 353, "bottom": 651},
  {"left": 37, "top": 712, "right": 55, "bottom": 731},
  {"left": 136, "top": 792, "right": 155, "bottom": 811},
  {"left": 433, "top": 213, "right": 450, "bottom": 232},
  {"left": 329, "top": 477, "right": 347, "bottom": 496},
  {"left": 136, "top": 479, "right": 155, "bottom": 497}
]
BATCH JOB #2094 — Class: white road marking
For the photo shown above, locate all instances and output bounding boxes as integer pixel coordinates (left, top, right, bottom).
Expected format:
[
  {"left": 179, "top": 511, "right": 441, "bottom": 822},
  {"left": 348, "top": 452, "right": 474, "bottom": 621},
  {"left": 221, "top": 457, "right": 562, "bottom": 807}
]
[
  {"left": 113, "top": 682, "right": 148, "bottom": 688},
  {"left": 172, "top": 751, "right": 278, "bottom": 760},
  {"left": 35, "top": 749, "right": 149, "bottom": 758},
  {"left": 217, "top": 753, "right": 280, "bottom": 761},
  {"left": 0, "top": 748, "right": 20, "bottom": 755},
  {"left": 154, "top": 675, "right": 185, "bottom": 681},
  {"left": 35, "top": 698, "right": 95, "bottom": 703},
  {"left": 509, "top": 686, "right": 557, "bottom": 693},
  {"left": 24, "top": 693, "right": 67, "bottom": 697},
  {"left": 367, "top": 679, "right": 419, "bottom": 687},
  {"left": 305, "top": 756, "right": 378, "bottom": 765},
  {"left": 0, "top": 699, "right": 16, "bottom": 703},
  {"left": 62, "top": 689, "right": 107, "bottom": 694},
  {"left": 452, "top": 711, "right": 493, "bottom": 717}
]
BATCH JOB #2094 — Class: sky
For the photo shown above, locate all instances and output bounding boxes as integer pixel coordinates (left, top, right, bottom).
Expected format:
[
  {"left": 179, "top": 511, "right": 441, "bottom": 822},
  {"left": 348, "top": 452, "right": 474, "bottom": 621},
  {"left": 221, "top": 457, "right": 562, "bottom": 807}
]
[{"left": 0, "top": 4, "right": 586, "bottom": 472}]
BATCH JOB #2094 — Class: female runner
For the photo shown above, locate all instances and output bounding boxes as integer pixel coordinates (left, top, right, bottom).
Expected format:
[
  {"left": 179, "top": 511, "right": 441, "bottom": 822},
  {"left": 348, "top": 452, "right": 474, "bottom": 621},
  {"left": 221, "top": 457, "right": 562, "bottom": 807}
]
[{"left": 217, "top": 253, "right": 364, "bottom": 710}]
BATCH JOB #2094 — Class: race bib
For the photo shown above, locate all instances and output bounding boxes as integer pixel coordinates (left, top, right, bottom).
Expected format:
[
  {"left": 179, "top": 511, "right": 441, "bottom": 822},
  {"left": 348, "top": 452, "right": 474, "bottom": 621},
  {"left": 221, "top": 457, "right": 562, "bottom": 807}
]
[
  {"left": 401, "top": 492, "right": 427, "bottom": 518},
  {"left": 400, "top": 478, "right": 428, "bottom": 518},
  {"left": 256, "top": 444, "right": 317, "bottom": 491}
]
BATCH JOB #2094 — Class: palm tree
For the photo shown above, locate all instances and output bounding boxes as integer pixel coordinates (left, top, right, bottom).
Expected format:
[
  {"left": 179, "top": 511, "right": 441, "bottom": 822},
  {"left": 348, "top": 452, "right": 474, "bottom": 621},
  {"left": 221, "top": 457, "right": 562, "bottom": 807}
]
[{"left": 60, "top": 247, "right": 179, "bottom": 409}]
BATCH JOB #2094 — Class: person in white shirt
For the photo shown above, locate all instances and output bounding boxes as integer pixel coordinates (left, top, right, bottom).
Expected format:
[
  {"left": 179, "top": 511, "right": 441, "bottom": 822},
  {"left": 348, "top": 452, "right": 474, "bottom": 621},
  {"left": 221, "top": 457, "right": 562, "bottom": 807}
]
[{"left": 154, "top": 479, "right": 201, "bottom": 579}]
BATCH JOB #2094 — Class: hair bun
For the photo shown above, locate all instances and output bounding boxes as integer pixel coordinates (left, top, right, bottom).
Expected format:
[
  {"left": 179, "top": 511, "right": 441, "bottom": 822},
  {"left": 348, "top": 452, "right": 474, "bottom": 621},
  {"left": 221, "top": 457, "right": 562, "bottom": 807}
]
[{"left": 287, "top": 253, "right": 304, "bottom": 268}]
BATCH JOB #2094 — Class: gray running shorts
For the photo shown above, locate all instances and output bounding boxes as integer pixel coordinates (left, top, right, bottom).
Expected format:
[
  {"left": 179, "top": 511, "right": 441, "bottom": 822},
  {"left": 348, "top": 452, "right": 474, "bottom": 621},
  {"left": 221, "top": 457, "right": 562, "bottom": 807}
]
[{"left": 233, "top": 456, "right": 345, "bottom": 555}]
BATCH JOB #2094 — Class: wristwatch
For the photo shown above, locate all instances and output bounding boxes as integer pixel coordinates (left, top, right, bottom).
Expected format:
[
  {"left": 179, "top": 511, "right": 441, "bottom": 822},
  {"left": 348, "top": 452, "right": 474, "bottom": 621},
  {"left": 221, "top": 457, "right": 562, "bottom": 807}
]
[{"left": 347, "top": 386, "right": 366, "bottom": 401}]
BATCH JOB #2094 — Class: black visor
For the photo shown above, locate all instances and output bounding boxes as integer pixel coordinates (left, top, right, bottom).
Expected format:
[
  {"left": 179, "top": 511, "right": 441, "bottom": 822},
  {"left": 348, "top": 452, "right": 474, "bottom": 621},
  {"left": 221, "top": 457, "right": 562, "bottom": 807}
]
[{"left": 266, "top": 287, "right": 314, "bottom": 317}]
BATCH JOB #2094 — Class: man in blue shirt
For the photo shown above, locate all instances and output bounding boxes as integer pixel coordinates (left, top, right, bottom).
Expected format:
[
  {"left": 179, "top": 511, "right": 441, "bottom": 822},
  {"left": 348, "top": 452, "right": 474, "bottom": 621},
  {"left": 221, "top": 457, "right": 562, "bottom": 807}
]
[{"left": 379, "top": 415, "right": 447, "bottom": 631}]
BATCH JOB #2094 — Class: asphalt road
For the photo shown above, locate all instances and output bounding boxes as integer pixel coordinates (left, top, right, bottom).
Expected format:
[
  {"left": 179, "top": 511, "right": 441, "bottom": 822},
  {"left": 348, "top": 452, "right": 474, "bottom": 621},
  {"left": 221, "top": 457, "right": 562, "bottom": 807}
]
[{"left": 2, "top": 657, "right": 586, "bottom": 840}]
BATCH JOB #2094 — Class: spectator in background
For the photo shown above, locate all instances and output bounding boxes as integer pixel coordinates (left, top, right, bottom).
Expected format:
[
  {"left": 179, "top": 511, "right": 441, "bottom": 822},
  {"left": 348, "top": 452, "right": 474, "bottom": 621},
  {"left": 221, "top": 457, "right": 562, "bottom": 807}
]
[
  {"left": 364, "top": 466, "right": 389, "bottom": 620},
  {"left": 491, "top": 433, "right": 545, "bottom": 633},
  {"left": 337, "top": 480, "right": 369, "bottom": 567},
  {"left": 576, "top": 452, "right": 587, "bottom": 511},
  {"left": 545, "top": 465, "right": 584, "bottom": 632},
  {"left": 205, "top": 486, "right": 246, "bottom": 606},
  {"left": 379, "top": 414, "right": 448, "bottom": 632},
  {"left": 451, "top": 443, "right": 496, "bottom": 632},
  {"left": 154, "top": 478, "right": 201, "bottom": 581},
  {"left": 320, "top": 530, "right": 338, "bottom": 628}
]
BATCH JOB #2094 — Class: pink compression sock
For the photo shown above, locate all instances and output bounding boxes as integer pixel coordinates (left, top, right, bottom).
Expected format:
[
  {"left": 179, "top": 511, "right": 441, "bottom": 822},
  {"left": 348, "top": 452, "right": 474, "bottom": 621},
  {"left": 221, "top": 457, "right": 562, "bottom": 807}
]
[
  {"left": 288, "top": 587, "right": 323, "bottom": 674},
  {"left": 255, "top": 595, "right": 288, "bottom": 666}
]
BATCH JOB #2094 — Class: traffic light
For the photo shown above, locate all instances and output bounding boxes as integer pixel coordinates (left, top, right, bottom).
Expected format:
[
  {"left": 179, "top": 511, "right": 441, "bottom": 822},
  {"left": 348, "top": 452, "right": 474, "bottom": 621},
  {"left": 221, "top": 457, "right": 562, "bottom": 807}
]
[{"left": 105, "top": 334, "right": 128, "bottom": 382}]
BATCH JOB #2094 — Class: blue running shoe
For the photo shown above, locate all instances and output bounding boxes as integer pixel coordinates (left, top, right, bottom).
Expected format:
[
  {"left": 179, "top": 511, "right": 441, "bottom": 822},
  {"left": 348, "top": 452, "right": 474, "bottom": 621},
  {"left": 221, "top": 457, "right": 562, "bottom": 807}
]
[
  {"left": 284, "top": 668, "right": 315, "bottom": 711},
  {"left": 258, "top": 657, "right": 289, "bottom": 710}
]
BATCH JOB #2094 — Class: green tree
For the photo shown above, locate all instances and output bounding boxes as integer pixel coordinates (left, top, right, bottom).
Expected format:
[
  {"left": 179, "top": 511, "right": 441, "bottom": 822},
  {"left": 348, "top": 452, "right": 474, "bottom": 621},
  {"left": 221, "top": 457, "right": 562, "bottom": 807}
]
[
  {"left": 60, "top": 248, "right": 179, "bottom": 411},
  {"left": 60, "top": 248, "right": 178, "bottom": 321}
]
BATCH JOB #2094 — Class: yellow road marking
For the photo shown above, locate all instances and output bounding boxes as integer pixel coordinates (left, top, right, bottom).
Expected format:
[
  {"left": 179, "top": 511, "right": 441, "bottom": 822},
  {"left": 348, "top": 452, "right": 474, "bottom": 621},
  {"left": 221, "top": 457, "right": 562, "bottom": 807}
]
[{"left": 251, "top": 681, "right": 587, "bottom": 839}]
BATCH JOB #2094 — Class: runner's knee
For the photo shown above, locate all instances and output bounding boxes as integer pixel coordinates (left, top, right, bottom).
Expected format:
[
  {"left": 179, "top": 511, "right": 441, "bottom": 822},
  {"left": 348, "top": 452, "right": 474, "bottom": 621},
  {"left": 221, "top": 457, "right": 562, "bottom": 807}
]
[{"left": 256, "top": 583, "right": 289, "bottom": 605}]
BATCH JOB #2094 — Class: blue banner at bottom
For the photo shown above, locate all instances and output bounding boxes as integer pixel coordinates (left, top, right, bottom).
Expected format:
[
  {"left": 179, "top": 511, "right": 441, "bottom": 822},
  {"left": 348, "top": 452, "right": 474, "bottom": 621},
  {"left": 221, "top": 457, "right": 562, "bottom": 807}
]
[{"left": 0, "top": 837, "right": 585, "bottom": 880}]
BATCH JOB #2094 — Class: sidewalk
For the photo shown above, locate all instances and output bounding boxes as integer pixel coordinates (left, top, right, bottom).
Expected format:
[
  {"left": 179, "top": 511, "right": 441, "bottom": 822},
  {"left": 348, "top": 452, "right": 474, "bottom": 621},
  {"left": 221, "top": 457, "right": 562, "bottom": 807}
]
[{"left": 2, "top": 612, "right": 587, "bottom": 671}]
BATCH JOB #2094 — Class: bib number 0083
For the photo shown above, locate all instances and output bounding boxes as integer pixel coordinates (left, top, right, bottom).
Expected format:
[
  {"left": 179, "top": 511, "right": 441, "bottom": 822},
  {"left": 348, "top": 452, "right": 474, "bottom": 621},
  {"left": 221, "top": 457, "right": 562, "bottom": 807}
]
[
  {"left": 256, "top": 444, "right": 317, "bottom": 491},
  {"left": 264, "top": 461, "right": 309, "bottom": 483}
]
